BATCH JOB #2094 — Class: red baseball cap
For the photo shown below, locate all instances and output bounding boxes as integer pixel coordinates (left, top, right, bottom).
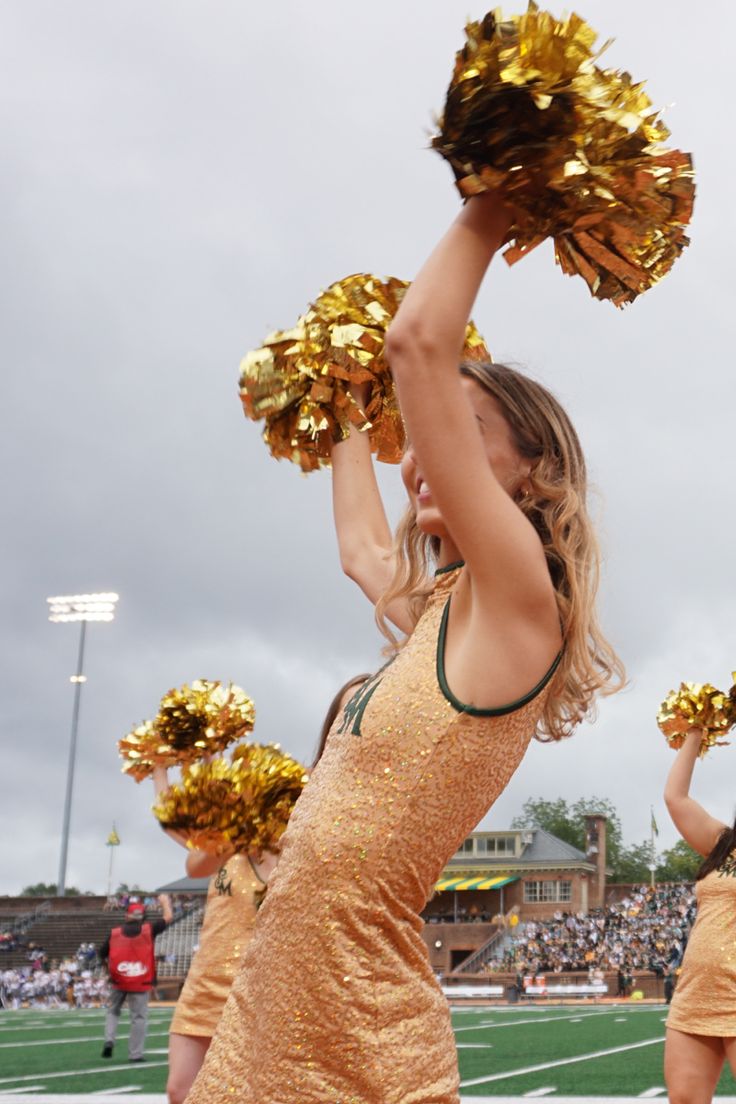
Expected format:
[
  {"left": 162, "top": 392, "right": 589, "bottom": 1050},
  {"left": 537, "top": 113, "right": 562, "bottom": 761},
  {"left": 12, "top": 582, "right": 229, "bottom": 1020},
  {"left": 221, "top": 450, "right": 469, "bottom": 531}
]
[{"left": 126, "top": 902, "right": 145, "bottom": 918}]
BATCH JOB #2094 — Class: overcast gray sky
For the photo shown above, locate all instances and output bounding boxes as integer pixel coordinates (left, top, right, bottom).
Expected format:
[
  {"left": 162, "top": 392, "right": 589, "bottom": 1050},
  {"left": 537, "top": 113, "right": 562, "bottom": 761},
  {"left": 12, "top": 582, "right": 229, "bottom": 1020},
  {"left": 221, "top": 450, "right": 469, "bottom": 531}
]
[{"left": 2, "top": 1, "right": 734, "bottom": 896}]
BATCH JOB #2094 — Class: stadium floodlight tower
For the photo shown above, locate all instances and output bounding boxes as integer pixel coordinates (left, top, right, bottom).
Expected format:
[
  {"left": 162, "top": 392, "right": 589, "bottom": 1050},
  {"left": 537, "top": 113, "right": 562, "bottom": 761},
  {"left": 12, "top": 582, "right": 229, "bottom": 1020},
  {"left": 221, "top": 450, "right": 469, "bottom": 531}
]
[{"left": 47, "top": 592, "right": 119, "bottom": 897}]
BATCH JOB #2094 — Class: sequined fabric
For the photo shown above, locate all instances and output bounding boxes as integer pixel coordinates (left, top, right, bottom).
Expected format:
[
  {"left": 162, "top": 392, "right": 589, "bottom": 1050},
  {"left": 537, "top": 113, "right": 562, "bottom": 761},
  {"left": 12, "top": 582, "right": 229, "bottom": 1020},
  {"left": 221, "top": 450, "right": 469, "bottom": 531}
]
[
  {"left": 667, "top": 859, "right": 736, "bottom": 1036},
  {"left": 187, "top": 568, "right": 552, "bottom": 1102},
  {"left": 169, "top": 853, "right": 262, "bottom": 1038}
]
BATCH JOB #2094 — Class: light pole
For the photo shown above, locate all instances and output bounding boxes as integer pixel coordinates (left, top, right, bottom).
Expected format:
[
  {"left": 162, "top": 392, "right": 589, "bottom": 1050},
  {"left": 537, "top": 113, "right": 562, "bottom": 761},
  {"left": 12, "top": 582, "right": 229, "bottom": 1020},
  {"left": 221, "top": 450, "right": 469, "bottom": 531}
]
[{"left": 47, "top": 592, "right": 119, "bottom": 896}]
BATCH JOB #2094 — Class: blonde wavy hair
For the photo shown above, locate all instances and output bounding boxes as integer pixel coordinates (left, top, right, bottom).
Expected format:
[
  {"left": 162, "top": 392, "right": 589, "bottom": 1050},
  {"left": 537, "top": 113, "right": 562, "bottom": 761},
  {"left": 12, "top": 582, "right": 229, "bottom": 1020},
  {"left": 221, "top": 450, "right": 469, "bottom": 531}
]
[{"left": 375, "top": 361, "right": 624, "bottom": 742}]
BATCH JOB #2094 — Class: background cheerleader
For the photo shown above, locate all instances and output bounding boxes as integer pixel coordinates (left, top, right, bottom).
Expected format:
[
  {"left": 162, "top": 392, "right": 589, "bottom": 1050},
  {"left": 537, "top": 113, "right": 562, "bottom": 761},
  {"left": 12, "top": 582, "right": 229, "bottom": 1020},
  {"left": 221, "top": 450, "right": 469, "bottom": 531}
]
[
  {"left": 153, "top": 674, "right": 368, "bottom": 1104},
  {"left": 663, "top": 721, "right": 736, "bottom": 1103}
]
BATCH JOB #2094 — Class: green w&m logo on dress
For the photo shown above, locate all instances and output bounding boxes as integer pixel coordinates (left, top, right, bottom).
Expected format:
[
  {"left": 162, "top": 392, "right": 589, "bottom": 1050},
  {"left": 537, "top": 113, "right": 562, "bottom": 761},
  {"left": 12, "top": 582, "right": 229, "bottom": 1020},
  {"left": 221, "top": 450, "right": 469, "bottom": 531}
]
[
  {"left": 717, "top": 854, "right": 736, "bottom": 879},
  {"left": 338, "top": 661, "right": 394, "bottom": 737},
  {"left": 214, "top": 866, "right": 232, "bottom": 896}
]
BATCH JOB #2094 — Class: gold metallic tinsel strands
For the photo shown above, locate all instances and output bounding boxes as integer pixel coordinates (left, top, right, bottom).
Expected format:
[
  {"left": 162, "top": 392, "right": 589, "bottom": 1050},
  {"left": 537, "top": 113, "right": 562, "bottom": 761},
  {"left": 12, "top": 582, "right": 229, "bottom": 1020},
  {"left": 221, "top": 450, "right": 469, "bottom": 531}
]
[
  {"left": 118, "top": 680, "right": 256, "bottom": 781},
  {"left": 239, "top": 273, "right": 489, "bottom": 472},
  {"left": 656, "top": 675, "right": 736, "bottom": 757},
  {"left": 431, "top": 3, "right": 695, "bottom": 306},
  {"left": 152, "top": 744, "right": 308, "bottom": 855}
]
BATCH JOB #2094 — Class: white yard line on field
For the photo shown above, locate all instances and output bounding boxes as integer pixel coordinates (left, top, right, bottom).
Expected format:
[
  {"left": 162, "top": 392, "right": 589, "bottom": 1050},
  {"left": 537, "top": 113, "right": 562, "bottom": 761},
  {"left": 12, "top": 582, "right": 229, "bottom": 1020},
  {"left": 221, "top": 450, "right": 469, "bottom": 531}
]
[
  {"left": 90, "top": 1088, "right": 143, "bottom": 1095},
  {"left": 0, "top": 1061, "right": 167, "bottom": 1086},
  {"left": 455, "top": 1010, "right": 612, "bottom": 1033},
  {"left": 0, "top": 1030, "right": 169, "bottom": 1049},
  {"left": 459, "top": 1034, "right": 666, "bottom": 1088}
]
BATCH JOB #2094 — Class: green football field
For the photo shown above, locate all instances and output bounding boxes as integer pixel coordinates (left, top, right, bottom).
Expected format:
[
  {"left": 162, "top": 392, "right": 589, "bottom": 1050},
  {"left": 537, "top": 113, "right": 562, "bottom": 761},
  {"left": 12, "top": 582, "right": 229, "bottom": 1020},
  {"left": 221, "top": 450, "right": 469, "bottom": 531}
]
[{"left": 1, "top": 1003, "right": 736, "bottom": 1100}]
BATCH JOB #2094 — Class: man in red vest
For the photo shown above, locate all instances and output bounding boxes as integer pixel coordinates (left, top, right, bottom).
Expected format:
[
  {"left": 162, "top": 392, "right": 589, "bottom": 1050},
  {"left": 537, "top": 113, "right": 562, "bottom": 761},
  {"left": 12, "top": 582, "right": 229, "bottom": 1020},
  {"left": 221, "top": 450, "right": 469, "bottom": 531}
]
[{"left": 100, "top": 893, "right": 173, "bottom": 1061}]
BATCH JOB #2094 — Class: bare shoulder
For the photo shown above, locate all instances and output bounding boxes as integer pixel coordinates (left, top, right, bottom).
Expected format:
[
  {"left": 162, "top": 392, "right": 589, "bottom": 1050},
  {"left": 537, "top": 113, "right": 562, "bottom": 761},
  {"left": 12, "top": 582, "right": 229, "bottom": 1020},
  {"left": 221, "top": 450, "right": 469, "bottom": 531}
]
[{"left": 440, "top": 570, "right": 562, "bottom": 712}]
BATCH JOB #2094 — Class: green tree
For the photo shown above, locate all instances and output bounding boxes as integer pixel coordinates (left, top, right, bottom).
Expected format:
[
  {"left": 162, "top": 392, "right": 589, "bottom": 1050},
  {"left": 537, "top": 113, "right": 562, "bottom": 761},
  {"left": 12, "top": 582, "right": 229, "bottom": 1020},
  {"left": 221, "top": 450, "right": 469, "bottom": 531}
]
[
  {"left": 511, "top": 798, "right": 580, "bottom": 848},
  {"left": 613, "top": 841, "right": 654, "bottom": 884},
  {"left": 656, "top": 839, "right": 701, "bottom": 882},
  {"left": 511, "top": 796, "right": 628, "bottom": 876},
  {"left": 20, "top": 883, "right": 84, "bottom": 896}
]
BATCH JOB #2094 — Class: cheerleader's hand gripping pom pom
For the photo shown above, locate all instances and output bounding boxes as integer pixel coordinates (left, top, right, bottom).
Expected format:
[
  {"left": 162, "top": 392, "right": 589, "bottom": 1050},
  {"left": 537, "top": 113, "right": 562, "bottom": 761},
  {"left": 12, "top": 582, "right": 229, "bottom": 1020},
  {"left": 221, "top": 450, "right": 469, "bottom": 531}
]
[
  {"left": 152, "top": 744, "right": 309, "bottom": 855},
  {"left": 239, "top": 273, "right": 489, "bottom": 473},
  {"left": 118, "top": 680, "right": 256, "bottom": 781},
  {"left": 431, "top": 3, "right": 695, "bottom": 306},
  {"left": 656, "top": 677, "right": 736, "bottom": 757}
]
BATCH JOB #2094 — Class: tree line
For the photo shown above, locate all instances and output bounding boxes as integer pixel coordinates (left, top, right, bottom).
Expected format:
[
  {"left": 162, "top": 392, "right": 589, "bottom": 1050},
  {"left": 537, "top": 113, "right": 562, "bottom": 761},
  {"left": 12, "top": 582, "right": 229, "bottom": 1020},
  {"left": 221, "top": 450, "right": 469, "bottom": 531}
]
[{"left": 511, "top": 797, "right": 700, "bottom": 883}]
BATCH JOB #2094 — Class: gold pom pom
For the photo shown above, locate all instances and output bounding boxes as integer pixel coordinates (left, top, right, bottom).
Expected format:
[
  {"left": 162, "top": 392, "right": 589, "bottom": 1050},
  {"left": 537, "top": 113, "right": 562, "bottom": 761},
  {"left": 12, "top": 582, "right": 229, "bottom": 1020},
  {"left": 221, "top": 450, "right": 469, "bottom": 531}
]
[
  {"left": 118, "top": 681, "right": 256, "bottom": 781},
  {"left": 152, "top": 744, "right": 308, "bottom": 855},
  {"left": 432, "top": 4, "right": 695, "bottom": 306},
  {"left": 657, "top": 678, "right": 736, "bottom": 757},
  {"left": 239, "top": 273, "right": 490, "bottom": 472},
  {"left": 118, "top": 721, "right": 160, "bottom": 782}
]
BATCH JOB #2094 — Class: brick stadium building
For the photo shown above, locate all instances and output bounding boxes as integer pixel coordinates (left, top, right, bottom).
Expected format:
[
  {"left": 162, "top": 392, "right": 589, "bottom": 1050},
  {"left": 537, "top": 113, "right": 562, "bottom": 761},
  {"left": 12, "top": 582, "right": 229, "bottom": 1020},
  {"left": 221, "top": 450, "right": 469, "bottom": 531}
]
[{"left": 422, "top": 814, "right": 609, "bottom": 977}]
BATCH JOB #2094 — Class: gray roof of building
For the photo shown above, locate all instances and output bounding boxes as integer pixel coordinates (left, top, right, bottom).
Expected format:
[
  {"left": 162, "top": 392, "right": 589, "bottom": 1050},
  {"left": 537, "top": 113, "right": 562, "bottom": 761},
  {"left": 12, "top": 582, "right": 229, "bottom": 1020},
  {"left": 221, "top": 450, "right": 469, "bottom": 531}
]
[
  {"left": 444, "top": 827, "right": 591, "bottom": 870},
  {"left": 155, "top": 875, "right": 209, "bottom": 894},
  {"left": 522, "top": 828, "right": 589, "bottom": 864}
]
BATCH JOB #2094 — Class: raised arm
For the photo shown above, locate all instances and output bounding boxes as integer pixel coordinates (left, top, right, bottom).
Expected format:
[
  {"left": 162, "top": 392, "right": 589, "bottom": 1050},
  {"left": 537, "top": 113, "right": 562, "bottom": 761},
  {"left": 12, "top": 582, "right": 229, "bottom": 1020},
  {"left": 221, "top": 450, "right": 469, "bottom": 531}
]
[
  {"left": 663, "top": 729, "right": 727, "bottom": 856},
  {"left": 385, "top": 193, "right": 557, "bottom": 619},
  {"left": 331, "top": 383, "right": 413, "bottom": 633},
  {"left": 152, "top": 767, "right": 190, "bottom": 850},
  {"left": 185, "top": 849, "right": 233, "bottom": 879},
  {"left": 157, "top": 893, "right": 174, "bottom": 925}
]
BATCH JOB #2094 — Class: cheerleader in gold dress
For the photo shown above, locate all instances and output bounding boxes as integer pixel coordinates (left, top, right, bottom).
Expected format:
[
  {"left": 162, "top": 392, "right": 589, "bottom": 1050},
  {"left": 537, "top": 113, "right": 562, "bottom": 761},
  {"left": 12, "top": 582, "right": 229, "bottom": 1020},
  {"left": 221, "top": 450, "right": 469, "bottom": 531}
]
[
  {"left": 187, "top": 191, "right": 623, "bottom": 1103},
  {"left": 664, "top": 728, "right": 736, "bottom": 1104}
]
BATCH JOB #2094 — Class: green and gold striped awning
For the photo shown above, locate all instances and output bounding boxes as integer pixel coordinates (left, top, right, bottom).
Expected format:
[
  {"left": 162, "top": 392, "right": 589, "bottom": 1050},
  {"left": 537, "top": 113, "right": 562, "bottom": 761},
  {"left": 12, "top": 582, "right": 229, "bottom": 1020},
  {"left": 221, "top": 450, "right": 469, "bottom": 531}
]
[{"left": 434, "top": 874, "right": 518, "bottom": 892}]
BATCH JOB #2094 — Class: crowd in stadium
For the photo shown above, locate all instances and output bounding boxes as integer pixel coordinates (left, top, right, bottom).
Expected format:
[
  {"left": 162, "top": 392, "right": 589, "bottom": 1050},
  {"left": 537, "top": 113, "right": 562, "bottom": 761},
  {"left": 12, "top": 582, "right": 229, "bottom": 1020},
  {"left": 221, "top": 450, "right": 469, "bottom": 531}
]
[
  {"left": 0, "top": 961, "right": 108, "bottom": 1009},
  {"left": 500, "top": 883, "right": 695, "bottom": 975}
]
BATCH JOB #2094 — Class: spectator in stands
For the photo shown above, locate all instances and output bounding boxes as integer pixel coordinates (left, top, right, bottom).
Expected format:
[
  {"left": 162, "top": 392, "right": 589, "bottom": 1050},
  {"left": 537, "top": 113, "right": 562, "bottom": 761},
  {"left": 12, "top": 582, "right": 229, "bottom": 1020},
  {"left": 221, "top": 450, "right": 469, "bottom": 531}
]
[
  {"left": 100, "top": 894, "right": 173, "bottom": 1062},
  {"left": 500, "top": 884, "right": 695, "bottom": 979}
]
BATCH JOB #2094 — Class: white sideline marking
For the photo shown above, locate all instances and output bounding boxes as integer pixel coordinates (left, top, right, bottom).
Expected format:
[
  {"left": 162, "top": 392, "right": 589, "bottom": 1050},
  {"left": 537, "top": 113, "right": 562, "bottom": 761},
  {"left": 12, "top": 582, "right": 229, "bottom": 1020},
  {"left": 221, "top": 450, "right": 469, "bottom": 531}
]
[
  {"left": 0, "top": 1030, "right": 169, "bottom": 1050},
  {"left": 569, "top": 1018, "right": 582, "bottom": 1023},
  {"left": 0, "top": 1089, "right": 47, "bottom": 1095},
  {"left": 615, "top": 1017, "right": 628, "bottom": 1022},
  {"left": 456, "top": 1043, "right": 492, "bottom": 1049},
  {"left": 459, "top": 1034, "right": 665, "bottom": 1088},
  {"left": 0, "top": 1097, "right": 717, "bottom": 1104},
  {"left": 523, "top": 1090, "right": 557, "bottom": 1098},
  {"left": 0, "top": 1097, "right": 167, "bottom": 1103},
  {"left": 0, "top": 1061, "right": 167, "bottom": 1086},
  {"left": 638, "top": 1089, "right": 666, "bottom": 1098}
]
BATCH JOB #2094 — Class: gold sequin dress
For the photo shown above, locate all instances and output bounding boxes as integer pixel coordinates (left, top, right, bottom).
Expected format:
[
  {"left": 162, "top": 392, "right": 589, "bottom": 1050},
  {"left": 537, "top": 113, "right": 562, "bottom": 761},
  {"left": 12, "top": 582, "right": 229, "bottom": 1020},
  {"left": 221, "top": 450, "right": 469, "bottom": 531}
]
[
  {"left": 187, "top": 565, "right": 559, "bottom": 1103},
  {"left": 169, "top": 853, "right": 263, "bottom": 1038},
  {"left": 667, "top": 856, "right": 736, "bottom": 1036}
]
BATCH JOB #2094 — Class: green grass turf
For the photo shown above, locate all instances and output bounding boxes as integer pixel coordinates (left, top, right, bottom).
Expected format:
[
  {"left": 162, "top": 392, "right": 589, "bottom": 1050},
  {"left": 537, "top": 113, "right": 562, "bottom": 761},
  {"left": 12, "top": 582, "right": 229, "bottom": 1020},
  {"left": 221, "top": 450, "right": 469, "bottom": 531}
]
[
  {"left": 451, "top": 1005, "right": 736, "bottom": 1096},
  {"left": 1, "top": 1003, "right": 736, "bottom": 1096},
  {"left": 0, "top": 1007, "right": 172, "bottom": 1094}
]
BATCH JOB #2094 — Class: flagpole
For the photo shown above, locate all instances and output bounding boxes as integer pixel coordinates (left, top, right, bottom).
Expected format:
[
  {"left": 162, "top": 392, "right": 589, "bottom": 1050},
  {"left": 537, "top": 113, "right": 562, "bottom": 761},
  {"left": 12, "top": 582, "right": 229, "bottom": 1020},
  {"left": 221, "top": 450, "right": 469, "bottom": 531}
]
[{"left": 106, "top": 825, "right": 120, "bottom": 898}]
